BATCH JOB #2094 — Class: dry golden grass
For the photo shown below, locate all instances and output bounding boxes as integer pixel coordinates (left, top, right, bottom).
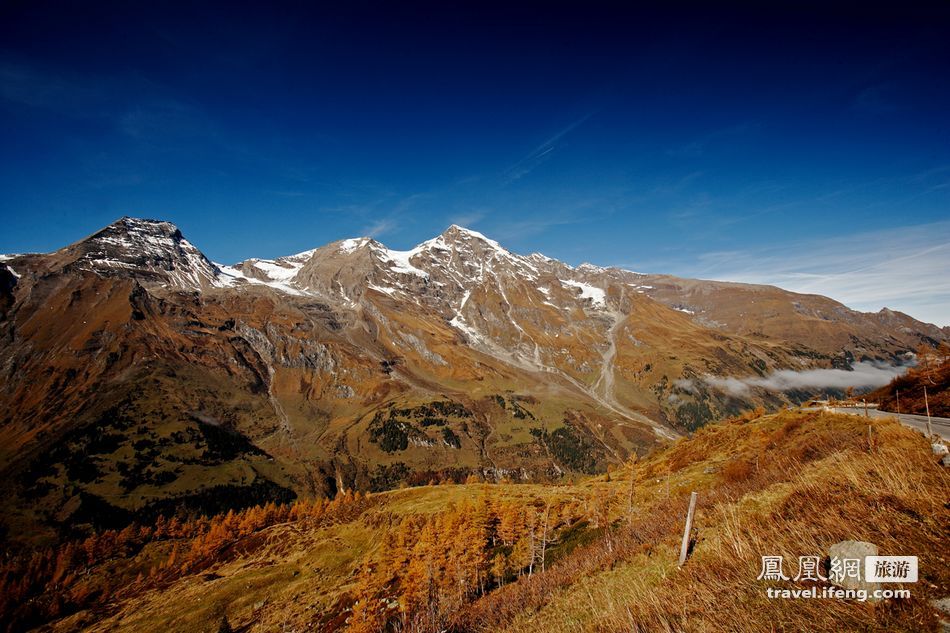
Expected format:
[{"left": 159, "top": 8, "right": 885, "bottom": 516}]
[
  {"left": 13, "top": 409, "right": 948, "bottom": 633},
  {"left": 455, "top": 411, "right": 949, "bottom": 633}
]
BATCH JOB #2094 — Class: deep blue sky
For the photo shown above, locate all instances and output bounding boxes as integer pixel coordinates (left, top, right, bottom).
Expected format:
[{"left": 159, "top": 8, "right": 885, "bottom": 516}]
[{"left": 1, "top": 2, "right": 949, "bottom": 323}]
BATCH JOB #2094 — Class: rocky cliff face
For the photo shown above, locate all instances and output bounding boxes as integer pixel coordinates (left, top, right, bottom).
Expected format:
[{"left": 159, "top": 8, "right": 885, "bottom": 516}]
[{"left": 0, "top": 217, "right": 944, "bottom": 545}]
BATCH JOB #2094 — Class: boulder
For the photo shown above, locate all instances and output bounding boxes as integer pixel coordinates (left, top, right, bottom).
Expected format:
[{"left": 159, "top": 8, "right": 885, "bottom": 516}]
[
  {"left": 828, "top": 540, "right": 880, "bottom": 598},
  {"left": 931, "top": 596, "right": 950, "bottom": 631},
  {"left": 932, "top": 443, "right": 949, "bottom": 456}
]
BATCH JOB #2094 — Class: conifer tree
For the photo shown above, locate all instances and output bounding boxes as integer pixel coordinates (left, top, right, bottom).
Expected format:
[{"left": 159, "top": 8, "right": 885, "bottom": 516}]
[
  {"left": 497, "top": 502, "right": 522, "bottom": 546},
  {"left": 490, "top": 552, "right": 510, "bottom": 587}
]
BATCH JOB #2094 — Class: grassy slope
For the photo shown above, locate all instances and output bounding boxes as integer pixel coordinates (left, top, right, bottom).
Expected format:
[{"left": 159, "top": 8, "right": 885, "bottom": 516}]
[
  {"left": 868, "top": 348, "right": 950, "bottom": 418},
  {"left": 462, "top": 411, "right": 949, "bottom": 632},
  {"left": 44, "top": 410, "right": 950, "bottom": 632}
]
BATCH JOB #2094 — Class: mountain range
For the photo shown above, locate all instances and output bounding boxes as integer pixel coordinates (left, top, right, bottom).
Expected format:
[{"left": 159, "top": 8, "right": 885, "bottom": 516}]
[{"left": 0, "top": 217, "right": 945, "bottom": 546}]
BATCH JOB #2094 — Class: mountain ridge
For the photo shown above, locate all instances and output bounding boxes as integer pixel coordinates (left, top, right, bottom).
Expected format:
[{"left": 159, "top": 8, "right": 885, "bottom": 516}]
[
  {"left": 2, "top": 216, "right": 946, "bottom": 338},
  {"left": 0, "top": 216, "right": 946, "bottom": 547}
]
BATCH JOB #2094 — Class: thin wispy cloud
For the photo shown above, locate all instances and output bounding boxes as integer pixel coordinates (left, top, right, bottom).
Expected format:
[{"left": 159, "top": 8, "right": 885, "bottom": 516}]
[
  {"left": 685, "top": 169, "right": 950, "bottom": 230},
  {"left": 485, "top": 192, "right": 624, "bottom": 242},
  {"left": 665, "top": 121, "right": 760, "bottom": 158},
  {"left": 489, "top": 215, "right": 587, "bottom": 241},
  {"left": 691, "top": 221, "right": 950, "bottom": 326},
  {"left": 447, "top": 210, "right": 486, "bottom": 228},
  {"left": 363, "top": 217, "right": 397, "bottom": 238},
  {"left": 503, "top": 111, "right": 595, "bottom": 183},
  {"left": 354, "top": 193, "right": 431, "bottom": 239}
]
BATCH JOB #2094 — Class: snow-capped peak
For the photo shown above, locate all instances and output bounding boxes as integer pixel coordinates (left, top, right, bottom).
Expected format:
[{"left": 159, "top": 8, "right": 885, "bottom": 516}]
[
  {"left": 577, "top": 262, "right": 606, "bottom": 273},
  {"left": 62, "top": 218, "right": 628, "bottom": 309},
  {"left": 440, "top": 224, "right": 508, "bottom": 251},
  {"left": 72, "top": 216, "right": 220, "bottom": 290},
  {"left": 337, "top": 237, "right": 372, "bottom": 254}
]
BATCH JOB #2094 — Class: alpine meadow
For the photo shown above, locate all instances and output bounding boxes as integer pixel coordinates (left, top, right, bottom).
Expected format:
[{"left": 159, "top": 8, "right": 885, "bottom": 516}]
[{"left": 1, "top": 2, "right": 949, "bottom": 632}]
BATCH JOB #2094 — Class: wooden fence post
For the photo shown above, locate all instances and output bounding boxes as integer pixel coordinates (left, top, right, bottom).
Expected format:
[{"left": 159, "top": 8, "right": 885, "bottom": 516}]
[
  {"left": 924, "top": 386, "right": 933, "bottom": 438},
  {"left": 678, "top": 491, "right": 698, "bottom": 567}
]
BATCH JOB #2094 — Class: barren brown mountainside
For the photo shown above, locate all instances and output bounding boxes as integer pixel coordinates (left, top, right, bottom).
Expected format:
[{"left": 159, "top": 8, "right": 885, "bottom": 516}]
[{"left": 0, "top": 217, "right": 945, "bottom": 547}]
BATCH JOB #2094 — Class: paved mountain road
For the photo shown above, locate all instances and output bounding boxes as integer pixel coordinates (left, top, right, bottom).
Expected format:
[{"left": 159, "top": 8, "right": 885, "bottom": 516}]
[{"left": 826, "top": 406, "right": 950, "bottom": 441}]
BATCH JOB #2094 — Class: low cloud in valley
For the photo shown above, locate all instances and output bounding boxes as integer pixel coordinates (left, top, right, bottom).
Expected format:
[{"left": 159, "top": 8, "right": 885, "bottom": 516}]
[{"left": 702, "top": 360, "right": 909, "bottom": 396}]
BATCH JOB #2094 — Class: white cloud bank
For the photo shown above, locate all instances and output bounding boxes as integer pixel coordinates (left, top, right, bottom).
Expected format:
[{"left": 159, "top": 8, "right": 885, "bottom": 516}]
[
  {"left": 703, "top": 361, "right": 908, "bottom": 396},
  {"left": 692, "top": 221, "right": 950, "bottom": 327}
]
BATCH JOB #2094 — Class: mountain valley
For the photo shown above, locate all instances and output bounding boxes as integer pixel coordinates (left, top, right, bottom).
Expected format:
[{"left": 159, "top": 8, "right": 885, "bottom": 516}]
[{"left": 0, "top": 217, "right": 945, "bottom": 547}]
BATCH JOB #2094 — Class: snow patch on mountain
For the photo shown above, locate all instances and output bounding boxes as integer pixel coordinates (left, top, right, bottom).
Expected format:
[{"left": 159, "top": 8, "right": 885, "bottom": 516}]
[
  {"left": 577, "top": 262, "right": 606, "bottom": 273},
  {"left": 367, "top": 283, "right": 398, "bottom": 297},
  {"left": 247, "top": 259, "right": 301, "bottom": 282},
  {"left": 535, "top": 285, "right": 561, "bottom": 308},
  {"left": 448, "top": 312, "right": 479, "bottom": 339},
  {"left": 375, "top": 245, "right": 429, "bottom": 277},
  {"left": 282, "top": 247, "right": 320, "bottom": 263},
  {"left": 449, "top": 286, "right": 496, "bottom": 348},
  {"left": 215, "top": 264, "right": 307, "bottom": 296},
  {"left": 338, "top": 238, "right": 370, "bottom": 254},
  {"left": 87, "top": 259, "right": 136, "bottom": 269},
  {"left": 562, "top": 280, "right": 606, "bottom": 307}
]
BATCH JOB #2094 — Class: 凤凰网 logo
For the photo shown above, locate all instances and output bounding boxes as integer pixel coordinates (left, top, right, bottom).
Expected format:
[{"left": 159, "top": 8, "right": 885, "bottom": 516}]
[{"left": 757, "top": 555, "right": 917, "bottom": 601}]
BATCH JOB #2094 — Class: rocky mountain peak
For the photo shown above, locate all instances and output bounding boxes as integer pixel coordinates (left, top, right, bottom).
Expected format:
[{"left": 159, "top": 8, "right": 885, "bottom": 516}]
[
  {"left": 93, "top": 217, "right": 187, "bottom": 247},
  {"left": 441, "top": 224, "right": 498, "bottom": 242},
  {"left": 427, "top": 224, "right": 509, "bottom": 256},
  {"left": 39, "top": 217, "right": 950, "bottom": 358},
  {"left": 410, "top": 225, "right": 543, "bottom": 287},
  {"left": 65, "top": 216, "right": 220, "bottom": 290},
  {"left": 334, "top": 237, "right": 376, "bottom": 254}
]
